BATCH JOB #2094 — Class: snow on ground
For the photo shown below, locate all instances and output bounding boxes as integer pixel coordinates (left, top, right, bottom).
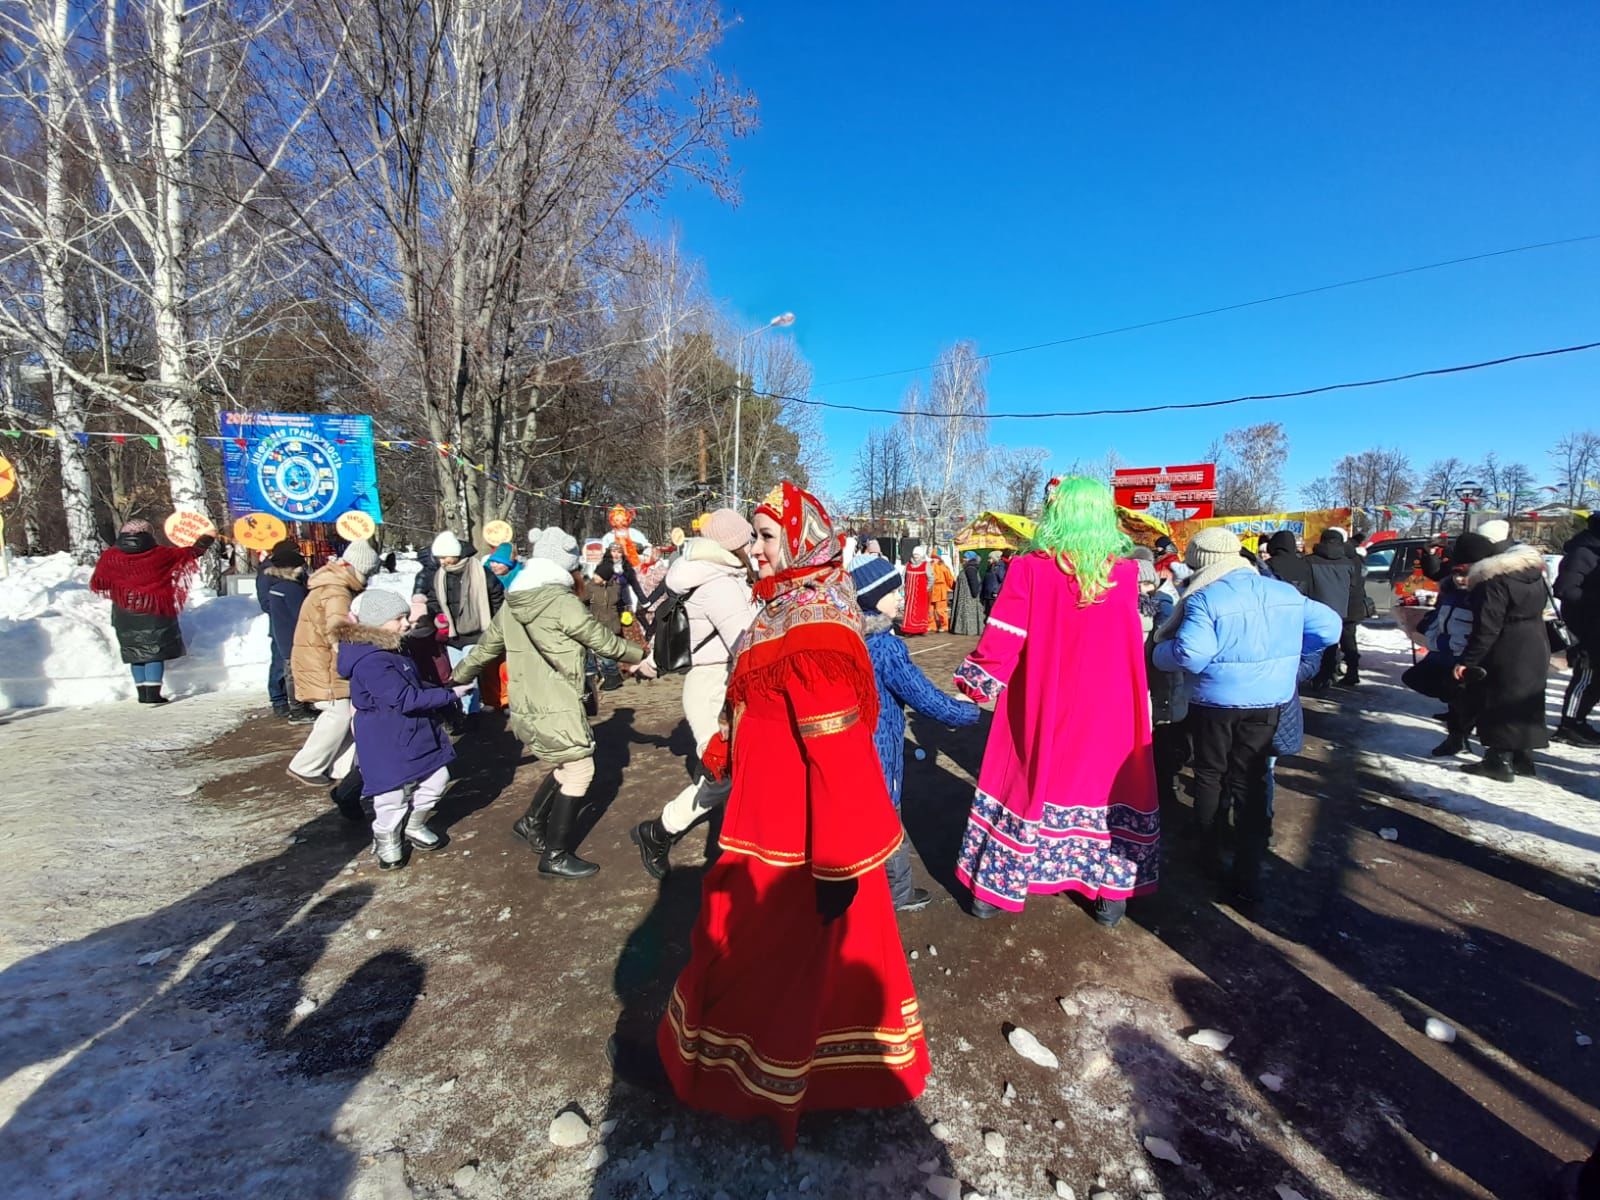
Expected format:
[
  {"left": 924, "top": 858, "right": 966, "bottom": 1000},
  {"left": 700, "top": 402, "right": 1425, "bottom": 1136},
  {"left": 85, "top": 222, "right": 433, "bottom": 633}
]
[
  {"left": 0, "top": 553, "right": 421, "bottom": 710},
  {"left": 1347, "top": 624, "right": 1600, "bottom": 883},
  {"left": 0, "top": 693, "right": 417, "bottom": 1200}
]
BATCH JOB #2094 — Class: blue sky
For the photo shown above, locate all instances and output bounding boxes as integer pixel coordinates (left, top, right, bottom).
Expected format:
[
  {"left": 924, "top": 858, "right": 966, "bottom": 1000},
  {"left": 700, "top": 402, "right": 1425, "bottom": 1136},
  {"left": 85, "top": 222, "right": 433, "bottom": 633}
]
[{"left": 655, "top": 2, "right": 1600, "bottom": 505}]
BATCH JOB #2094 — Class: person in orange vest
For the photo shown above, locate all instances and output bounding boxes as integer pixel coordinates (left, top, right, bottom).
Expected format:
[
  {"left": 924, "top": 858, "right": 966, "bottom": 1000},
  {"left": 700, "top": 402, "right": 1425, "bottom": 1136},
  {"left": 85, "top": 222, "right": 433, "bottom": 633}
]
[{"left": 929, "top": 549, "right": 956, "bottom": 632}]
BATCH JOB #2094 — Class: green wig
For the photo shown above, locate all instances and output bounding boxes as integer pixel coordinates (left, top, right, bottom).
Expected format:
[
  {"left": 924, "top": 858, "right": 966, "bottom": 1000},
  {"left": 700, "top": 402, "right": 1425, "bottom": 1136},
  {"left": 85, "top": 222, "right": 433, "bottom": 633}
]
[{"left": 1027, "top": 476, "right": 1132, "bottom": 603}]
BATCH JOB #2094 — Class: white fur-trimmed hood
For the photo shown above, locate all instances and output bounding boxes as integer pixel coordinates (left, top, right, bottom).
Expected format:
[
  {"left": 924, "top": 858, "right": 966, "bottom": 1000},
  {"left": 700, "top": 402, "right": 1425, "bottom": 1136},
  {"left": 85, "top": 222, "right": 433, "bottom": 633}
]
[
  {"left": 1466, "top": 542, "right": 1544, "bottom": 587},
  {"left": 508, "top": 557, "right": 576, "bottom": 592}
]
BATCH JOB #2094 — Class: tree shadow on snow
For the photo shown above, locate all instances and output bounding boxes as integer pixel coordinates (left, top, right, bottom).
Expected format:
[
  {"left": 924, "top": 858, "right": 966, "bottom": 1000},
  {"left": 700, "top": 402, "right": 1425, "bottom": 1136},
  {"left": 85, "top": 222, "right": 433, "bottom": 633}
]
[
  {"left": 0, "top": 809, "right": 422, "bottom": 1200},
  {"left": 1143, "top": 708, "right": 1600, "bottom": 1200}
]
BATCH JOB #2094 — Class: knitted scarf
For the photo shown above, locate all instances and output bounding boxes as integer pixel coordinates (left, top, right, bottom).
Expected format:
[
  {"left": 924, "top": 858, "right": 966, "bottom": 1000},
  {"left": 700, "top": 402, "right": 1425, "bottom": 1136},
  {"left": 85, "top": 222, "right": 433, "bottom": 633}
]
[
  {"left": 89, "top": 533, "right": 199, "bottom": 619},
  {"left": 1153, "top": 556, "right": 1256, "bottom": 643},
  {"left": 726, "top": 482, "right": 876, "bottom": 725},
  {"left": 435, "top": 557, "right": 492, "bottom": 638}
]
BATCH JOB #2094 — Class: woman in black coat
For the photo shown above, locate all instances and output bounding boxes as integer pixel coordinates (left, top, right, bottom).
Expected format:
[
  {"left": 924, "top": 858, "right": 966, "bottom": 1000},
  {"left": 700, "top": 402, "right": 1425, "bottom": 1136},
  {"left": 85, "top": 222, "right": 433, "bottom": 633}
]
[
  {"left": 89, "top": 518, "right": 214, "bottom": 703},
  {"left": 1454, "top": 542, "right": 1551, "bottom": 780}
]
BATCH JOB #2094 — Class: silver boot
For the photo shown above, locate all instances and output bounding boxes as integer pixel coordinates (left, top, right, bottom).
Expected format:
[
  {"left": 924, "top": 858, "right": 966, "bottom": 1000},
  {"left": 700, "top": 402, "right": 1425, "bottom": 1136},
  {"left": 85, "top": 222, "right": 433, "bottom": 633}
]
[
  {"left": 373, "top": 827, "right": 406, "bottom": 870},
  {"left": 404, "top": 809, "right": 441, "bottom": 850}
]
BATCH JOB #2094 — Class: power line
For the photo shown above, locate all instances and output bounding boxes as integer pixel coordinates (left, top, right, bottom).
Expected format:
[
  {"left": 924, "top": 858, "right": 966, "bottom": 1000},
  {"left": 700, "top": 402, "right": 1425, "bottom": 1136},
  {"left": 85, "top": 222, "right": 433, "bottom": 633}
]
[
  {"left": 817, "top": 233, "right": 1600, "bottom": 387},
  {"left": 752, "top": 339, "right": 1600, "bottom": 420}
]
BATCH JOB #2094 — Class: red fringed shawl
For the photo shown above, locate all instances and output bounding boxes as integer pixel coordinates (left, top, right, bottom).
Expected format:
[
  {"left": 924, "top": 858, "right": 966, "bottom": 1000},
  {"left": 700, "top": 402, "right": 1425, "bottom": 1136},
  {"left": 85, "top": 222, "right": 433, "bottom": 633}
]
[{"left": 89, "top": 542, "right": 201, "bottom": 618}]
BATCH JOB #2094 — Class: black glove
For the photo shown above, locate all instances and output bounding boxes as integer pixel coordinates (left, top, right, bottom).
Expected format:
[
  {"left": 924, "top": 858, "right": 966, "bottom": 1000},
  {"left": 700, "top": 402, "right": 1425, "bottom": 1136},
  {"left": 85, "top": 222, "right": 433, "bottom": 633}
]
[{"left": 815, "top": 877, "right": 858, "bottom": 924}]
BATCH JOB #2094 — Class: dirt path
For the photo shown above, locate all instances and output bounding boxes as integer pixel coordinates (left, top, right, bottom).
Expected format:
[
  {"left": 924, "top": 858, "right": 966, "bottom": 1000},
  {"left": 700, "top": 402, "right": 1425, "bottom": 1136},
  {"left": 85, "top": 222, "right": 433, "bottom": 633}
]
[{"left": 1, "top": 634, "right": 1596, "bottom": 1199}]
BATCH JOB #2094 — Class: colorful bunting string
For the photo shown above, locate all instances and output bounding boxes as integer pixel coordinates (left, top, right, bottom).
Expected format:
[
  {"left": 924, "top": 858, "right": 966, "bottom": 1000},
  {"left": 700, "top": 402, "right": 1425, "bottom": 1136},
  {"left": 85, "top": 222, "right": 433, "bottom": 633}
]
[{"left": 0, "top": 426, "right": 767, "bottom": 511}]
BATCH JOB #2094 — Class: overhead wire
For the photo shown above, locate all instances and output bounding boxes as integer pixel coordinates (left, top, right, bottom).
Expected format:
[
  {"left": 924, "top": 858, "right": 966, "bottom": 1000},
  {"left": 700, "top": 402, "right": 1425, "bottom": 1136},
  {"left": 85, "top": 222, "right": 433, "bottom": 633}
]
[
  {"left": 746, "top": 340, "right": 1600, "bottom": 420},
  {"left": 816, "top": 233, "right": 1600, "bottom": 387}
]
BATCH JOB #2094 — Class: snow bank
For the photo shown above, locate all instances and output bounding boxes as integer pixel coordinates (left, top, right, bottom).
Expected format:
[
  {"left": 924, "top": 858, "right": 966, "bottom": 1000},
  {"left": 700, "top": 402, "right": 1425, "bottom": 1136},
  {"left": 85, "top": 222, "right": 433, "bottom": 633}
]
[
  {"left": 2, "top": 552, "right": 439, "bottom": 710},
  {"left": 0, "top": 554, "right": 270, "bottom": 709},
  {"left": 1346, "top": 624, "right": 1600, "bottom": 882}
]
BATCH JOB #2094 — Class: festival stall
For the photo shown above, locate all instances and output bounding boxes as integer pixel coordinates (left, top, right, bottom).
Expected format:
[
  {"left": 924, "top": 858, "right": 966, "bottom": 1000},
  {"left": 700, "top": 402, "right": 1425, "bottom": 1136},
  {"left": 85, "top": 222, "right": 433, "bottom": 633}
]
[
  {"left": 952, "top": 511, "right": 1036, "bottom": 553},
  {"left": 1166, "top": 508, "right": 1353, "bottom": 553},
  {"left": 953, "top": 507, "right": 1170, "bottom": 554}
]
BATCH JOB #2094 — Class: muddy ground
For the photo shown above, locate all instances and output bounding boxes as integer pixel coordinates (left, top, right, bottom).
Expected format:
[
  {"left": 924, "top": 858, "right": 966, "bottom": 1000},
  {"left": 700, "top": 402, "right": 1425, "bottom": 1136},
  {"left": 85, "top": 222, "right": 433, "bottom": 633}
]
[{"left": 1, "top": 633, "right": 1596, "bottom": 1200}]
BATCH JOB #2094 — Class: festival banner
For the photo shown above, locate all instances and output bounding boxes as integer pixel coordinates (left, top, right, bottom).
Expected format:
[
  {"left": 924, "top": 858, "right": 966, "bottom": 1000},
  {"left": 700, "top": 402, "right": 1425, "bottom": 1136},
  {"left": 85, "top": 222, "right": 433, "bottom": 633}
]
[
  {"left": 1112, "top": 463, "right": 1217, "bottom": 520},
  {"left": 221, "top": 412, "right": 384, "bottom": 524},
  {"left": 1168, "top": 508, "right": 1353, "bottom": 548}
]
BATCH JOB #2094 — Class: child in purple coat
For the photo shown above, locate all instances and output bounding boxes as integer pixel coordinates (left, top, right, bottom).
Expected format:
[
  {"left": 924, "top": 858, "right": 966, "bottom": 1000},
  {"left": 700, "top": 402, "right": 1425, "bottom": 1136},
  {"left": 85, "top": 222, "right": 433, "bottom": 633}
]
[{"left": 336, "top": 589, "right": 460, "bottom": 869}]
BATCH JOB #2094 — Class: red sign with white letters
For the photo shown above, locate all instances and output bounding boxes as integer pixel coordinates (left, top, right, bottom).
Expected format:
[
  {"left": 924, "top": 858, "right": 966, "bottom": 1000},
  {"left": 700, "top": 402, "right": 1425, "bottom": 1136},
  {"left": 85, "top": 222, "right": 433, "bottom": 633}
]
[{"left": 1113, "top": 463, "right": 1218, "bottom": 520}]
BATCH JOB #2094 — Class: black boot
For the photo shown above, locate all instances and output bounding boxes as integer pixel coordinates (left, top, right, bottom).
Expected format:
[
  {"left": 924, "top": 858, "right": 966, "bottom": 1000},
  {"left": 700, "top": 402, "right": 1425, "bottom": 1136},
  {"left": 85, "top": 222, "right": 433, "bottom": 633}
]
[
  {"left": 512, "top": 772, "right": 561, "bottom": 853},
  {"left": 1553, "top": 720, "right": 1600, "bottom": 747},
  {"left": 329, "top": 771, "right": 369, "bottom": 823},
  {"left": 137, "top": 683, "right": 169, "bottom": 705},
  {"left": 1431, "top": 714, "right": 1468, "bottom": 757},
  {"left": 1092, "top": 897, "right": 1127, "bottom": 927},
  {"left": 1511, "top": 750, "right": 1538, "bottom": 778},
  {"left": 629, "top": 818, "right": 674, "bottom": 881},
  {"left": 1463, "top": 750, "right": 1514, "bottom": 783},
  {"left": 539, "top": 791, "right": 599, "bottom": 880}
]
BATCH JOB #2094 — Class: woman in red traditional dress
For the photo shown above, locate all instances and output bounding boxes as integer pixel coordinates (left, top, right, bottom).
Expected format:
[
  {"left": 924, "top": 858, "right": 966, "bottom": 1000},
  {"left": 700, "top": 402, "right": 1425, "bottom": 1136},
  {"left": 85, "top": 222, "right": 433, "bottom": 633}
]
[
  {"left": 656, "top": 481, "right": 930, "bottom": 1146},
  {"left": 899, "top": 545, "right": 933, "bottom": 635}
]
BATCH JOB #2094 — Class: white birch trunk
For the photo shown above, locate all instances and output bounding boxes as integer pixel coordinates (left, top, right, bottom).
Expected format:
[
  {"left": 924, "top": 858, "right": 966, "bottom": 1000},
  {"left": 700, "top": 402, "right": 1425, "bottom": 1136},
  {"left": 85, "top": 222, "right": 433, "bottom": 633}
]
[
  {"left": 42, "top": 0, "right": 98, "bottom": 559},
  {"left": 148, "top": 0, "right": 209, "bottom": 519}
]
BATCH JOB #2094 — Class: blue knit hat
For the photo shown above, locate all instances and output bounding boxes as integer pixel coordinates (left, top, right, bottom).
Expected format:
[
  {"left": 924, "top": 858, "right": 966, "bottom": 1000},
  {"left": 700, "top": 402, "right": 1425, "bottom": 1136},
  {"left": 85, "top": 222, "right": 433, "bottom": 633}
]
[
  {"left": 849, "top": 554, "right": 901, "bottom": 611},
  {"left": 962, "top": 550, "right": 978, "bottom": 561},
  {"left": 487, "top": 543, "right": 516, "bottom": 567}
]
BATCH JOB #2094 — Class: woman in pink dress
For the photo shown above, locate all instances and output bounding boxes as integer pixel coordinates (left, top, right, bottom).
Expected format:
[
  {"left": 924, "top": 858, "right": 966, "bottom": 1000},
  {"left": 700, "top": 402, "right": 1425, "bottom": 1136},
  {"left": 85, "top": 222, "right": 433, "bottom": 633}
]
[{"left": 952, "top": 477, "right": 1159, "bottom": 927}]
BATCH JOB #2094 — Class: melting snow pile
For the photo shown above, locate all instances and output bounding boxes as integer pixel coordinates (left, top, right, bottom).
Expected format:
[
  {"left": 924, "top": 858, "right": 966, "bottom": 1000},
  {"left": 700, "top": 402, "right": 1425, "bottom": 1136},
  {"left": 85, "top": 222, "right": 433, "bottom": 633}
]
[
  {"left": 1347, "top": 624, "right": 1600, "bottom": 882},
  {"left": 0, "top": 553, "right": 269, "bottom": 708},
  {"left": 0, "top": 553, "right": 421, "bottom": 710}
]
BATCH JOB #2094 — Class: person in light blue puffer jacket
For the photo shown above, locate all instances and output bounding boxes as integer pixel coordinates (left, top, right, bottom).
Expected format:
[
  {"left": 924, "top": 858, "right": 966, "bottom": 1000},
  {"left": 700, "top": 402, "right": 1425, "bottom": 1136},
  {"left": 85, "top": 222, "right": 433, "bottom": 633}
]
[{"left": 1152, "top": 527, "right": 1339, "bottom": 899}]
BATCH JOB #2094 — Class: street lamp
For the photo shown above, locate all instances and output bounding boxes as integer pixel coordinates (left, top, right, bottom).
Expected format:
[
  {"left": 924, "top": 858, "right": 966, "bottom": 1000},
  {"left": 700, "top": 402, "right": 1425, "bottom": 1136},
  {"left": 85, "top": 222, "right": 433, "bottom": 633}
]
[
  {"left": 1455, "top": 481, "right": 1483, "bottom": 533},
  {"left": 732, "top": 312, "right": 795, "bottom": 509}
]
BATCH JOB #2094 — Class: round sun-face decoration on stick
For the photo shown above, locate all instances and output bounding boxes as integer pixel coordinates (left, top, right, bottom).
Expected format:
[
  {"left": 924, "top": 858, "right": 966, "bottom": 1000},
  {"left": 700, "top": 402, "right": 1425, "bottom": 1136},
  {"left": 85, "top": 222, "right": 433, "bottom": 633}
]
[
  {"left": 233, "top": 512, "right": 289, "bottom": 551},
  {"left": 482, "top": 519, "right": 513, "bottom": 547}
]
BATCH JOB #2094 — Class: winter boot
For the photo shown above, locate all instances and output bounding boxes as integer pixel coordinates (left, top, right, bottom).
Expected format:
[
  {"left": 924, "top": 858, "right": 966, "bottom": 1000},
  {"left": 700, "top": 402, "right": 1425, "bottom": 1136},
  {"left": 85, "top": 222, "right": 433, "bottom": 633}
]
[
  {"left": 1092, "top": 897, "right": 1127, "bottom": 928},
  {"left": 1430, "top": 714, "right": 1468, "bottom": 757},
  {"left": 1511, "top": 750, "right": 1538, "bottom": 778},
  {"left": 538, "top": 791, "right": 599, "bottom": 880},
  {"left": 629, "top": 818, "right": 674, "bottom": 881},
  {"left": 1554, "top": 719, "right": 1600, "bottom": 747},
  {"left": 1463, "top": 750, "right": 1514, "bottom": 783},
  {"left": 512, "top": 772, "right": 561, "bottom": 853},
  {"left": 373, "top": 827, "right": 406, "bottom": 870},
  {"left": 405, "top": 809, "right": 442, "bottom": 850},
  {"left": 329, "top": 772, "right": 370, "bottom": 823},
  {"left": 287, "top": 703, "right": 317, "bottom": 725},
  {"left": 137, "top": 683, "right": 169, "bottom": 705}
]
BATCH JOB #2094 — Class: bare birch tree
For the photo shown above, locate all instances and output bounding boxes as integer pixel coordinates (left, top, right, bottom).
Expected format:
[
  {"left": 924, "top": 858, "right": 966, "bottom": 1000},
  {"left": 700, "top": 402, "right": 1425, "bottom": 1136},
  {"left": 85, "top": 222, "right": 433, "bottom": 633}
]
[
  {"left": 0, "top": 0, "right": 351, "bottom": 532},
  {"left": 294, "top": 0, "right": 752, "bottom": 534},
  {"left": 901, "top": 340, "right": 988, "bottom": 541}
]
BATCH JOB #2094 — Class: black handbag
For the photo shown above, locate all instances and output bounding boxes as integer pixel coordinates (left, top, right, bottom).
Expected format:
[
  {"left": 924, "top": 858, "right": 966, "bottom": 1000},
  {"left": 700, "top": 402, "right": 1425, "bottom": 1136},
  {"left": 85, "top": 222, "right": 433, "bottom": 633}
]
[{"left": 1544, "top": 579, "right": 1574, "bottom": 656}]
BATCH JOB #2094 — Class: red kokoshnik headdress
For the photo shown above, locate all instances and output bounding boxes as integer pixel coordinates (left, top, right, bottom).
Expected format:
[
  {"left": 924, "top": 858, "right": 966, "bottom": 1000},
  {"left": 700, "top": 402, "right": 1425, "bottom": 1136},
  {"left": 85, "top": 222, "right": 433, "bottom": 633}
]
[{"left": 727, "top": 481, "right": 876, "bottom": 724}]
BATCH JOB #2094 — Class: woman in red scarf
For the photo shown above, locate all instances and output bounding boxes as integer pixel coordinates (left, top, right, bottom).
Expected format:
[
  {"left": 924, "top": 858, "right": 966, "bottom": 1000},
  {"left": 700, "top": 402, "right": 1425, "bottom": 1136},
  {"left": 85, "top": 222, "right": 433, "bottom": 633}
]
[
  {"left": 655, "top": 481, "right": 929, "bottom": 1146},
  {"left": 89, "top": 518, "right": 214, "bottom": 704}
]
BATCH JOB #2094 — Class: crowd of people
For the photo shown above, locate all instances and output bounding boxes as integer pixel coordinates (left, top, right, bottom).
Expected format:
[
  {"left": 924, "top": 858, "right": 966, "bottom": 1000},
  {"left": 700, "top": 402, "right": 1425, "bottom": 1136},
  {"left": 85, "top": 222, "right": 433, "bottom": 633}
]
[{"left": 82, "top": 484, "right": 1595, "bottom": 1170}]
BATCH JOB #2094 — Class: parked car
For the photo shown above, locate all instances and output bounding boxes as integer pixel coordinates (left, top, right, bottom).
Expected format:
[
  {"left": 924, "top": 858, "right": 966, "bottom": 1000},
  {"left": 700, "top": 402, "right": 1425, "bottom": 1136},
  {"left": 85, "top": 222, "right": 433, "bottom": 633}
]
[{"left": 1363, "top": 537, "right": 1441, "bottom": 614}]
